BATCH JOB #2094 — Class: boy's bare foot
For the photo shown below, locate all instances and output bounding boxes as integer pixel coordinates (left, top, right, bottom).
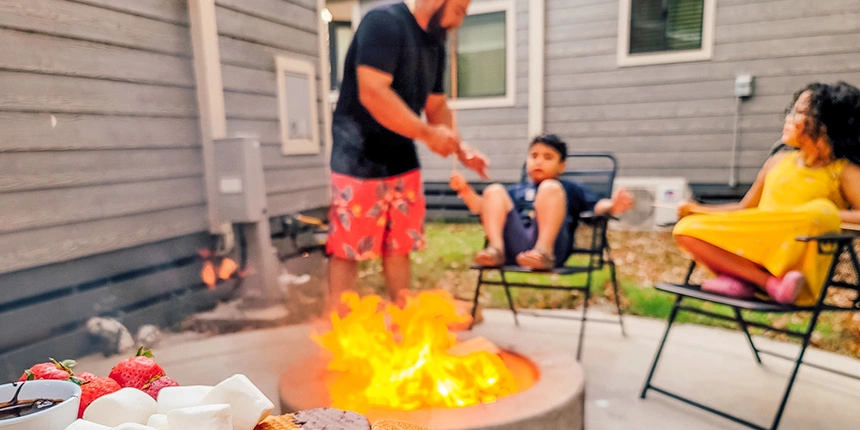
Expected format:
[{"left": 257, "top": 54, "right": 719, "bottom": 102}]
[
  {"left": 516, "top": 248, "right": 554, "bottom": 270},
  {"left": 474, "top": 246, "right": 505, "bottom": 266}
]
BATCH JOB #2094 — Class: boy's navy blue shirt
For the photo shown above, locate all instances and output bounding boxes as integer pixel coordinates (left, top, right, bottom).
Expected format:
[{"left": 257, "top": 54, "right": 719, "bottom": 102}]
[
  {"left": 507, "top": 180, "right": 601, "bottom": 230},
  {"left": 330, "top": 2, "right": 446, "bottom": 179}
]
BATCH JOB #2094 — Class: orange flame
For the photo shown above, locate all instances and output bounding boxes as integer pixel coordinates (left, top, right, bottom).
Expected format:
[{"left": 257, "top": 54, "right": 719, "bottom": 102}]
[
  {"left": 312, "top": 290, "right": 516, "bottom": 412},
  {"left": 201, "top": 261, "right": 217, "bottom": 289},
  {"left": 218, "top": 258, "right": 238, "bottom": 280}
]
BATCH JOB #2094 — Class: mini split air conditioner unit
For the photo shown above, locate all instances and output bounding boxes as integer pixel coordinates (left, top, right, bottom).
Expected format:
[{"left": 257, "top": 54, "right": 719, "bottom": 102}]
[{"left": 611, "top": 177, "right": 692, "bottom": 230}]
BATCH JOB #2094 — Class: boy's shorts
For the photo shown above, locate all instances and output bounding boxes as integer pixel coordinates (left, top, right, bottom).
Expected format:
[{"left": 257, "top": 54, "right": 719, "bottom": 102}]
[
  {"left": 327, "top": 169, "right": 426, "bottom": 261},
  {"left": 503, "top": 211, "right": 574, "bottom": 268}
]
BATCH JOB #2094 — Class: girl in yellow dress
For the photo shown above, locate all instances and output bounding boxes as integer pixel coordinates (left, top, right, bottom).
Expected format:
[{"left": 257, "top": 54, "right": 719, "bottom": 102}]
[{"left": 674, "top": 82, "right": 860, "bottom": 305}]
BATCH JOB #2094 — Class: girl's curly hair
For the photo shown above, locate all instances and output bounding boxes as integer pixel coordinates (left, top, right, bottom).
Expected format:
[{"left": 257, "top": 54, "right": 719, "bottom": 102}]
[{"left": 789, "top": 81, "right": 860, "bottom": 165}]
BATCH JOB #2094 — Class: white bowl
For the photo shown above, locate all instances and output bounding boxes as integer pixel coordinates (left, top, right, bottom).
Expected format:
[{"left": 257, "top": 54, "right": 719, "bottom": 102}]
[{"left": 0, "top": 380, "right": 81, "bottom": 430}]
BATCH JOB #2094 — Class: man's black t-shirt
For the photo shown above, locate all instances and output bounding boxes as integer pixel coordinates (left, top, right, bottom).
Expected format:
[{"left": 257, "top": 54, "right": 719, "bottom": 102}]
[{"left": 330, "top": 2, "right": 446, "bottom": 179}]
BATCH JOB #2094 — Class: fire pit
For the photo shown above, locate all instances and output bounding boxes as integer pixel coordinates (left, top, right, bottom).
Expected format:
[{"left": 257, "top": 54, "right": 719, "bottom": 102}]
[{"left": 279, "top": 292, "right": 585, "bottom": 430}]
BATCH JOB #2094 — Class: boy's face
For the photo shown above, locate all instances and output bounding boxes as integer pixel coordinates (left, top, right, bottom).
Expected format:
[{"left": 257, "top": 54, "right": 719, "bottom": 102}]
[{"left": 526, "top": 143, "right": 566, "bottom": 183}]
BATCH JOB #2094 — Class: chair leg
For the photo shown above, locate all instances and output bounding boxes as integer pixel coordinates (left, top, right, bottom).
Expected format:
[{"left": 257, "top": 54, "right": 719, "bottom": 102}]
[
  {"left": 641, "top": 295, "right": 683, "bottom": 398},
  {"left": 733, "top": 307, "right": 762, "bottom": 364},
  {"left": 468, "top": 269, "right": 484, "bottom": 330},
  {"left": 500, "top": 270, "right": 519, "bottom": 326},
  {"left": 609, "top": 259, "right": 626, "bottom": 337},
  {"left": 769, "top": 310, "right": 823, "bottom": 430},
  {"left": 576, "top": 283, "right": 590, "bottom": 361}
]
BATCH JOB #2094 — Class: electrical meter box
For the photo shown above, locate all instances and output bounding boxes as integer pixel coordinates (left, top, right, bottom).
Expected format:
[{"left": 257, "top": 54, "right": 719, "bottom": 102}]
[
  {"left": 734, "top": 74, "right": 755, "bottom": 98},
  {"left": 213, "top": 137, "right": 267, "bottom": 223}
]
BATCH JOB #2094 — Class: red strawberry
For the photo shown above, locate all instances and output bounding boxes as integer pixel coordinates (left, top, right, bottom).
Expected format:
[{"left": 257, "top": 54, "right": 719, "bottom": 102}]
[
  {"left": 18, "top": 358, "right": 75, "bottom": 382},
  {"left": 77, "top": 372, "right": 99, "bottom": 383},
  {"left": 143, "top": 376, "right": 179, "bottom": 400},
  {"left": 78, "top": 377, "right": 121, "bottom": 418},
  {"left": 108, "top": 347, "right": 165, "bottom": 389}
]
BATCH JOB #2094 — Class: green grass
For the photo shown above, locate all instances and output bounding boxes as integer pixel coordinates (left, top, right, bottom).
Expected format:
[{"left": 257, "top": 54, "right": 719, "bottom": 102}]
[{"left": 353, "top": 222, "right": 858, "bottom": 358}]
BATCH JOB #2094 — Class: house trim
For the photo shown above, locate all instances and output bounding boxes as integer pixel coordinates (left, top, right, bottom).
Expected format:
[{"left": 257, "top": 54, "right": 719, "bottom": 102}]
[
  {"left": 527, "top": 0, "right": 545, "bottom": 138},
  {"left": 187, "top": 0, "right": 227, "bottom": 232},
  {"left": 616, "top": 0, "right": 717, "bottom": 67},
  {"left": 447, "top": 0, "right": 517, "bottom": 110}
]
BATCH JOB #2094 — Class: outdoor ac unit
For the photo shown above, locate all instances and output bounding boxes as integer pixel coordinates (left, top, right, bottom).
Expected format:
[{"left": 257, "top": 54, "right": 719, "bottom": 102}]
[{"left": 611, "top": 177, "right": 692, "bottom": 231}]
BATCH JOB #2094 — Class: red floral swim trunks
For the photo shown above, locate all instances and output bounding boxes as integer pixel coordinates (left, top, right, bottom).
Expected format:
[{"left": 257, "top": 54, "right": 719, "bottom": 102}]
[{"left": 327, "top": 169, "right": 426, "bottom": 260}]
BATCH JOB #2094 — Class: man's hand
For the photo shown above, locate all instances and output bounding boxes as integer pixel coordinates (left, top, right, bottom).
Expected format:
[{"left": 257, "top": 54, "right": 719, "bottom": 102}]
[
  {"left": 457, "top": 144, "right": 490, "bottom": 179},
  {"left": 420, "top": 124, "right": 460, "bottom": 157},
  {"left": 450, "top": 172, "right": 469, "bottom": 194},
  {"left": 610, "top": 188, "right": 634, "bottom": 216}
]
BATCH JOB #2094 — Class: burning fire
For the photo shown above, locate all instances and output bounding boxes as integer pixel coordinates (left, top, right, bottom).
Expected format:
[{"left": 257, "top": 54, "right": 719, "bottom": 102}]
[{"left": 313, "top": 290, "right": 516, "bottom": 412}]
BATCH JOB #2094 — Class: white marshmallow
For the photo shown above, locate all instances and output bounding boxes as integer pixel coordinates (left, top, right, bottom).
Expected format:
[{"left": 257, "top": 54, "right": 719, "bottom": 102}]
[
  {"left": 202, "top": 375, "right": 273, "bottom": 430},
  {"left": 112, "top": 424, "right": 160, "bottom": 430},
  {"left": 167, "top": 404, "right": 232, "bottom": 430},
  {"left": 146, "top": 414, "right": 169, "bottom": 430},
  {"left": 156, "top": 385, "right": 213, "bottom": 415},
  {"left": 83, "top": 387, "right": 158, "bottom": 426},
  {"left": 64, "top": 419, "right": 111, "bottom": 430}
]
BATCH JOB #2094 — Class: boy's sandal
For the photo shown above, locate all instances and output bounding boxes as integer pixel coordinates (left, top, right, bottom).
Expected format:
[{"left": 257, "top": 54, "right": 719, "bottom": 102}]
[
  {"left": 474, "top": 246, "right": 505, "bottom": 267},
  {"left": 516, "top": 248, "right": 555, "bottom": 270}
]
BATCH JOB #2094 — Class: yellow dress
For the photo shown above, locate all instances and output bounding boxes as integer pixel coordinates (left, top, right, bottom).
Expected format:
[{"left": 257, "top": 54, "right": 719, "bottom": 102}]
[{"left": 674, "top": 151, "right": 847, "bottom": 305}]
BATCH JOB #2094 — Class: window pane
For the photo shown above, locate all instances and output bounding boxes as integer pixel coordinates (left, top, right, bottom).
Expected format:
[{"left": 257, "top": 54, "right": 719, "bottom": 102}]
[
  {"left": 285, "top": 72, "right": 313, "bottom": 139},
  {"left": 455, "top": 11, "right": 506, "bottom": 98},
  {"left": 629, "top": 0, "right": 703, "bottom": 54},
  {"left": 329, "top": 22, "right": 353, "bottom": 90}
]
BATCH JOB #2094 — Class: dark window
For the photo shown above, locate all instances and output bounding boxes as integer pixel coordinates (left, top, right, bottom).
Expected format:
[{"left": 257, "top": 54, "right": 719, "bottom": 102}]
[
  {"left": 329, "top": 21, "right": 353, "bottom": 91},
  {"left": 629, "top": 0, "right": 704, "bottom": 54}
]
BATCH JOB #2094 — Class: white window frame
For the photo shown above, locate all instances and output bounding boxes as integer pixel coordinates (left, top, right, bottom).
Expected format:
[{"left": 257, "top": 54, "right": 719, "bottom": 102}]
[
  {"left": 447, "top": 0, "right": 516, "bottom": 110},
  {"left": 275, "top": 55, "right": 321, "bottom": 155},
  {"left": 616, "top": 0, "right": 717, "bottom": 67}
]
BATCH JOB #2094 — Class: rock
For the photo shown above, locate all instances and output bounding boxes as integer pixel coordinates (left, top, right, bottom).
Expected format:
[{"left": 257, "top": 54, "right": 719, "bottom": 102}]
[{"left": 86, "top": 317, "right": 135, "bottom": 356}]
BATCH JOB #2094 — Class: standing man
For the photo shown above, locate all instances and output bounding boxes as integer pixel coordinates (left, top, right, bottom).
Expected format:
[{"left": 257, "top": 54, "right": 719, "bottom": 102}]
[{"left": 327, "top": 0, "right": 488, "bottom": 309}]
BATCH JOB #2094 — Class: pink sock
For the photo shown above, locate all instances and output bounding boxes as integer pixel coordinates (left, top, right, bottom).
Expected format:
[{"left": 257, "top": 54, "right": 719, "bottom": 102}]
[{"left": 765, "top": 271, "right": 805, "bottom": 304}]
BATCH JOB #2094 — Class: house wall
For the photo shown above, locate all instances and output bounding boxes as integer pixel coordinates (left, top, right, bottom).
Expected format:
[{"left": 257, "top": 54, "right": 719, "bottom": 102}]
[
  {"left": 544, "top": 0, "right": 860, "bottom": 186},
  {"left": 0, "top": 0, "right": 329, "bottom": 379},
  {"left": 215, "top": 0, "right": 330, "bottom": 216}
]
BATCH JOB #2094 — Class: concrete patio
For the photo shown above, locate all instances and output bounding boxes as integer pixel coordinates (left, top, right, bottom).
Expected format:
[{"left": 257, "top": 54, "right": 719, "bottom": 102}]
[{"left": 75, "top": 309, "right": 860, "bottom": 429}]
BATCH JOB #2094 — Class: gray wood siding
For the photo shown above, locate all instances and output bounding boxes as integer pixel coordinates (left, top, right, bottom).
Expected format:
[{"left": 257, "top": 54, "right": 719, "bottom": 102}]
[
  {"left": 544, "top": 0, "right": 860, "bottom": 185},
  {"left": 217, "top": 0, "right": 330, "bottom": 216},
  {"left": 0, "top": 0, "right": 207, "bottom": 275}
]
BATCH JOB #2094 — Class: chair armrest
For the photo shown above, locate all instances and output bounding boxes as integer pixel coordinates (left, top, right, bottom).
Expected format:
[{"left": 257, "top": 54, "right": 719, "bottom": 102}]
[
  {"left": 796, "top": 232, "right": 858, "bottom": 244},
  {"left": 579, "top": 211, "right": 618, "bottom": 222}
]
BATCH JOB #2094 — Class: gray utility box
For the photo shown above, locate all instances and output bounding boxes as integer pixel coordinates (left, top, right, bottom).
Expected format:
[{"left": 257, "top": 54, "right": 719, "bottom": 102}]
[{"left": 213, "top": 137, "right": 267, "bottom": 223}]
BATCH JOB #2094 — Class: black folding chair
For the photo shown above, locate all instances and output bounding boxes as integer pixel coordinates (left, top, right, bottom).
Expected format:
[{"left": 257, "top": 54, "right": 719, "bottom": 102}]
[
  {"left": 640, "top": 228, "right": 860, "bottom": 430},
  {"left": 468, "top": 153, "right": 625, "bottom": 361}
]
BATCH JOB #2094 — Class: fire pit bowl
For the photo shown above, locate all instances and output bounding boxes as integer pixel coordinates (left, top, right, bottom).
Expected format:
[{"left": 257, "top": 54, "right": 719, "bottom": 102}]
[{"left": 280, "top": 332, "right": 585, "bottom": 430}]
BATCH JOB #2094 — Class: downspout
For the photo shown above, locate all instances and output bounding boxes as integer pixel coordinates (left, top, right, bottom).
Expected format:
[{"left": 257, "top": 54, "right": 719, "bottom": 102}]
[
  {"left": 187, "top": 0, "right": 228, "bottom": 233},
  {"left": 527, "top": 0, "right": 546, "bottom": 139}
]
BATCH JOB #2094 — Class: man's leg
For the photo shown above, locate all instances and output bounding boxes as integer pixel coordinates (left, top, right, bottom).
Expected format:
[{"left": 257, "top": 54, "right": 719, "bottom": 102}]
[
  {"left": 327, "top": 257, "right": 358, "bottom": 311},
  {"left": 383, "top": 254, "right": 410, "bottom": 306},
  {"left": 481, "top": 183, "right": 514, "bottom": 252}
]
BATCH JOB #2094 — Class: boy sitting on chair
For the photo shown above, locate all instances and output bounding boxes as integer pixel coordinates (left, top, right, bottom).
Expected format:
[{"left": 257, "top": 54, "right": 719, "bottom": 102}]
[{"left": 450, "top": 134, "right": 634, "bottom": 270}]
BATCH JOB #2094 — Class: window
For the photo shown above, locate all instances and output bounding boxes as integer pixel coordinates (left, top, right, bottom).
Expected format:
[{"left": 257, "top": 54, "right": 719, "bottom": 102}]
[
  {"left": 617, "top": 0, "right": 716, "bottom": 67},
  {"left": 445, "top": 0, "right": 515, "bottom": 109},
  {"left": 329, "top": 20, "right": 354, "bottom": 91},
  {"left": 275, "top": 55, "right": 320, "bottom": 155}
]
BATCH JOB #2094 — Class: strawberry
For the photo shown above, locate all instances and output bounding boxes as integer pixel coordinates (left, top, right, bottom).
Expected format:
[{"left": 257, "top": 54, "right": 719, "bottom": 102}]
[
  {"left": 78, "top": 377, "right": 121, "bottom": 418},
  {"left": 18, "top": 358, "right": 75, "bottom": 382},
  {"left": 76, "top": 372, "right": 99, "bottom": 383},
  {"left": 108, "top": 347, "right": 165, "bottom": 389},
  {"left": 142, "top": 376, "right": 179, "bottom": 400}
]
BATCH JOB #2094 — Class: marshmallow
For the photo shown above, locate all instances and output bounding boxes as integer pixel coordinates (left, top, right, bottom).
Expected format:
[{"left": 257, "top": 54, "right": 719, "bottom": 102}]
[
  {"left": 167, "top": 404, "right": 232, "bottom": 430},
  {"left": 146, "top": 414, "right": 169, "bottom": 430},
  {"left": 112, "top": 424, "right": 160, "bottom": 430},
  {"left": 156, "top": 385, "right": 213, "bottom": 415},
  {"left": 83, "top": 388, "right": 158, "bottom": 426},
  {"left": 202, "top": 375, "right": 273, "bottom": 430},
  {"left": 63, "top": 419, "right": 111, "bottom": 430}
]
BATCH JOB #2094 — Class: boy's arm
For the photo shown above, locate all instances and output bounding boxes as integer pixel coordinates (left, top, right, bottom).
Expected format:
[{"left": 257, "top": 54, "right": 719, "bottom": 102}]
[{"left": 593, "top": 189, "right": 634, "bottom": 216}]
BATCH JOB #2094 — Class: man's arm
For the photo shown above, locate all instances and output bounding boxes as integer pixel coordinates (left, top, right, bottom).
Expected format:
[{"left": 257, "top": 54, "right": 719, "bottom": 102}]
[{"left": 425, "top": 94, "right": 455, "bottom": 129}]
